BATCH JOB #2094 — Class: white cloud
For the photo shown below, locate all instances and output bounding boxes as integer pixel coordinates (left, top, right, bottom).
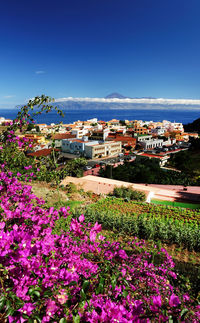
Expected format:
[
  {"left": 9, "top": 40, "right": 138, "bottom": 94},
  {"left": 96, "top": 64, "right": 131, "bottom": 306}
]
[
  {"left": 3, "top": 95, "right": 15, "bottom": 99},
  {"left": 35, "top": 70, "right": 45, "bottom": 74},
  {"left": 55, "top": 96, "right": 200, "bottom": 106}
]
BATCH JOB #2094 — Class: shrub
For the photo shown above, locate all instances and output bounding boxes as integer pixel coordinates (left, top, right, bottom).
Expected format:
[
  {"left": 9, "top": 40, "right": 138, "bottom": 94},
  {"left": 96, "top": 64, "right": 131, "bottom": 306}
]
[
  {"left": 111, "top": 186, "right": 146, "bottom": 201},
  {"left": 65, "top": 182, "right": 78, "bottom": 194}
]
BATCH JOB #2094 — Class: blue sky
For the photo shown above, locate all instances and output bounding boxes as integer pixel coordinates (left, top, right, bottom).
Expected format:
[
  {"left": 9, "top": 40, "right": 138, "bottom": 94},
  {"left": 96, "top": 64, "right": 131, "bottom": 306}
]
[{"left": 1, "top": 0, "right": 200, "bottom": 107}]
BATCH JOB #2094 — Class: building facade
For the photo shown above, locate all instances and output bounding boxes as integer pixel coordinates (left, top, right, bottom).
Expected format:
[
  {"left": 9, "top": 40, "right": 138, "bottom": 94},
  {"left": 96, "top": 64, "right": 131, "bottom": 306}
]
[{"left": 84, "top": 141, "right": 122, "bottom": 159}]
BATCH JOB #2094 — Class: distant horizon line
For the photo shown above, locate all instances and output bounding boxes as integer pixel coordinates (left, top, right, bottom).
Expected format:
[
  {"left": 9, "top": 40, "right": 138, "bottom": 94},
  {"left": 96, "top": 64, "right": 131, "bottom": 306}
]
[{"left": 54, "top": 96, "right": 200, "bottom": 106}]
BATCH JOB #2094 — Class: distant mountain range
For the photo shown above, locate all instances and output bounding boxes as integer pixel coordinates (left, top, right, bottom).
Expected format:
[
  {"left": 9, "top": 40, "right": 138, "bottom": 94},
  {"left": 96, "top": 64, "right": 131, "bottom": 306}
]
[
  {"left": 51, "top": 94, "right": 200, "bottom": 111},
  {"left": 105, "top": 93, "right": 130, "bottom": 99},
  {"left": 105, "top": 93, "right": 156, "bottom": 100},
  {"left": 15, "top": 93, "right": 200, "bottom": 111}
]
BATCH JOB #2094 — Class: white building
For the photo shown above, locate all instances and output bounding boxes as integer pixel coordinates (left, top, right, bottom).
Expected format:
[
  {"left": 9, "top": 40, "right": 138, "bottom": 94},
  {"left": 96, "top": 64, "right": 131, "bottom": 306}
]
[
  {"left": 0, "top": 117, "right": 12, "bottom": 124},
  {"left": 139, "top": 139, "right": 164, "bottom": 150},
  {"left": 136, "top": 135, "right": 163, "bottom": 149},
  {"left": 151, "top": 127, "right": 165, "bottom": 135},
  {"left": 162, "top": 120, "right": 184, "bottom": 132},
  {"left": 61, "top": 138, "right": 121, "bottom": 159},
  {"left": 71, "top": 128, "right": 88, "bottom": 139},
  {"left": 61, "top": 137, "right": 96, "bottom": 155},
  {"left": 136, "top": 134, "right": 153, "bottom": 142},
  {"left": 87, "top": 118, "right": 98, "bottom": 124},
  {"left": 170, "top": 122, "right": 184, "bottom": 132},
  {"left": 84, "top": 141, "right": 122, "bottom": 159}
]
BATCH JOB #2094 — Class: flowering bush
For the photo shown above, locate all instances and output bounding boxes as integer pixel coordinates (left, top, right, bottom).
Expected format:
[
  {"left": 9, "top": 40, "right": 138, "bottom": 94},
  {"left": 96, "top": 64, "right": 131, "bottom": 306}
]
[
  {"left": 0, "top": 171, "right": 200, "bottom": 322},
  {"left": 0, "top": 95, "right": 57, "bottom": 183},
  {"left": 0, "top": 95, "right": 87, "bottom": 184}
]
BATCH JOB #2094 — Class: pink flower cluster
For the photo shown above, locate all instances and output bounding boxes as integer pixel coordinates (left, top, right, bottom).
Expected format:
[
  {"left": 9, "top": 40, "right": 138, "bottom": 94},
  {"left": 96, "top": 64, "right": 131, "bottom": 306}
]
[
  {"left": 4, "top": 130, "right": 33, "bottom": 149},
  {"left": 0, "top": 170, "right": 199, "bottom": 322}
]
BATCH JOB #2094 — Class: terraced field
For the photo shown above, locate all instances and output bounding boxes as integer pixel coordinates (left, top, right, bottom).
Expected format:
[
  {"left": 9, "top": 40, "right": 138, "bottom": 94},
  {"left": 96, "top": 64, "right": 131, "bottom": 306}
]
[{"left": 73, "top": 197, "right": 200, "bottom": 250}]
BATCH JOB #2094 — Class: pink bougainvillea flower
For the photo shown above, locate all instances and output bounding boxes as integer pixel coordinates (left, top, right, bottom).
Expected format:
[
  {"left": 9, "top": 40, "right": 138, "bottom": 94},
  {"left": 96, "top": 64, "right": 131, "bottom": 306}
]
[
  {"left": 90, "top": 230, "right": 97, "bottom": 243},
  {"left": 152, "top": 295, "right": 162, "bottom": 307},
  {"left": 169, "top": 294, "right": 181, "bottom": 307},
  {"left": 19, "top": 302, "right": 35, "bottom": 316},
  {"left": 79, "top": 214, "right": 85, "bottom": 223},
  {"left": 46, "top": 300, "right": 59, "bottom": 317},
  {"left": 56, "top": 289, "right": 68, "bottom": 304}
]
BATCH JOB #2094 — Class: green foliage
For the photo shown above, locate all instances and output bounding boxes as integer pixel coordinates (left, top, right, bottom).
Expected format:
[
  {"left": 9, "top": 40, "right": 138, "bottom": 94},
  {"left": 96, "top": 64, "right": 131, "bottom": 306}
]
[
  {"left": 101, "top": 158, "right": 193, "bottom": 185},
  {"left": 169, "top": 145, "right": 200, "bottom": 182},
  {"left": 57, "top": 158, "right": 87, "bottom": 179},
  {"left": 26, "top": 123, "right": 40, "bottom": 132},
  {"left": 184, "top": 117, "right": 200, "bottom": 133},
  {"left": 52, "top": 212, "right": 72, "bottom": 235},
  {"left": 73, "top": 197, "right": 200, "bottom": 251},
  {"left": 119, "top": 120, "right": 126, "bottom": 126},
  {"left": 111, "top": 186, "right": 146, "bottom": 201},
  {"left": 65, "top": 182, "right": 78, "bottom": 194},
  {"left": 152, "top": 199, "right": 200, "bottom": 209}
]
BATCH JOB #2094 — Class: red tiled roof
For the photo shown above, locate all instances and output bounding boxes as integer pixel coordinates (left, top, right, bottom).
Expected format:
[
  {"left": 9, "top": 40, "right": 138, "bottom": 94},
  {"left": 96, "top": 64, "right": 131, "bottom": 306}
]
[
  {"left": 27, "top": 148, "right": 60, "bottom": 157},
  {"left": 74, "top": 139, "right": 89, "bottom": 143},
  {"left": 52, "top": 133, "right": 76, "bottom": 140}
]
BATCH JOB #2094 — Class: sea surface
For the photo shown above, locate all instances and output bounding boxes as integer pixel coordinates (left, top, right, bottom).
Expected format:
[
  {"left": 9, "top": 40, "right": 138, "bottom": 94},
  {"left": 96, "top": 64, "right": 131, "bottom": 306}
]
[{"left": 0, "top": 108, "right": 199, "bottom": 125}]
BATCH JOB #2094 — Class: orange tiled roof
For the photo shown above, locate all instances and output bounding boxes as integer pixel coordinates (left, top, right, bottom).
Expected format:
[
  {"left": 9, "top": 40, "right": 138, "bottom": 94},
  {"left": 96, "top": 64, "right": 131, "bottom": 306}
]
[
  {"left": 51, "top": 133, "right": 76, "bottom": 140},
  {"left": 27, "top": 148, "right": 60, "bottom": 157}
]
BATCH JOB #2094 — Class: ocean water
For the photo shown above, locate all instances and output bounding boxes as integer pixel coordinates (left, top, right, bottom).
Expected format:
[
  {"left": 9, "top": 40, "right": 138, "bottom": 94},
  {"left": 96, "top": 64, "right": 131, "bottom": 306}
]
[{"left": 0, "top": 108, "right": 199, "bottom": 125}]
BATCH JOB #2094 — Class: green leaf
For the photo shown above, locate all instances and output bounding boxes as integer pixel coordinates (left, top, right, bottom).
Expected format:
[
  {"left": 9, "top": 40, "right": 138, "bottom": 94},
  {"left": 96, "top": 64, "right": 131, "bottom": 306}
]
[
  {"left": 122, "top": 290, "right": 128, "bottom": 298},
  {"left": 33, "top": 315, "right": 42, "bottom": 322},
  {"left": 6, "top": 299, "right": 12, "bottom": 310},
  {"left": 181, "top": 308, "right": 189, "bottom": 319},
  {"left": 96, "top": 283, "right": 104, "bottom": 294},
  {"left": 0, "top": 298, "right": 6, "bottom": 311},
  {"left": 123, "top": 279, "right": 129, "bottom": 287},
  {"left": 28, "top": 287, "right": 35, "bottom": 295},
  {"left": 32, "top": 291, "right": 40, "bottom": 297},
  {"left": 79, "top": 301, "right": 85, "bottom": 309},
  {"left": 96, "top": 277, "right": 104, "bottom": 295},
  {"left": 0, "top": 295, "right": 6, "bottom": 303},
  {"left": 111, "top": 277, "right": 117, "bottom": 290},
  {"left": 5, "top": 307, "right": 15, "bottom": 317},
  {"left": 82, "top": 280, "right": 90, "bottom": 292},
  {"left": 80, "top": 289, "right": 86, "bottom": 300},
  {"left": 59, "top": 318, "right": 67, "bottom": 323},
  {"left": 68, "top": 280, "right": 77, "bottom": 287},
  {"left": 73, "top": 314, "right": 80, "bottom": 323},
  {"left": 33, "top": 286, "right": 42, "bottom": 291}
]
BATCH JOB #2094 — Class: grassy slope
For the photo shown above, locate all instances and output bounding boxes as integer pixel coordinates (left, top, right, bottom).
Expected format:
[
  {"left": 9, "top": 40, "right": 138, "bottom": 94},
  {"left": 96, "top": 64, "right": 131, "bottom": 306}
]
[{"left": 151, "top": 199, "right": 200, "bottom": 209}]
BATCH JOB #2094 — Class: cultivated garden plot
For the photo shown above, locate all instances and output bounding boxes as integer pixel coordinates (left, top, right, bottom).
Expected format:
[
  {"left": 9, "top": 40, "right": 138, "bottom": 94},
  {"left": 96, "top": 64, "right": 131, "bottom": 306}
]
[{"left": 73, "top": 197, "right": 200, "bottom": 251}]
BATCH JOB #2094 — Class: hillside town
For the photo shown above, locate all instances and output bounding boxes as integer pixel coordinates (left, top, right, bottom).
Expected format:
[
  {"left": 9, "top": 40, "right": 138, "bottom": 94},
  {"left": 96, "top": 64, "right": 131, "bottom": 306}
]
[{"left": 1, "top": 116, "right": 198, "bottom": 173}]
